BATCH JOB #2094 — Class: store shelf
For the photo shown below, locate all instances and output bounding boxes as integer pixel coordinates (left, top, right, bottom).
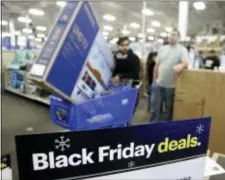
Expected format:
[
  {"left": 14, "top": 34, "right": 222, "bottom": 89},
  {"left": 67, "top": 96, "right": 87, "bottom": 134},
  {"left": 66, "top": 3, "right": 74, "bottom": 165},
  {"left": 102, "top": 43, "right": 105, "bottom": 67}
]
[{"left": 5, "top": 87, "right": 50, "bottom": 105}]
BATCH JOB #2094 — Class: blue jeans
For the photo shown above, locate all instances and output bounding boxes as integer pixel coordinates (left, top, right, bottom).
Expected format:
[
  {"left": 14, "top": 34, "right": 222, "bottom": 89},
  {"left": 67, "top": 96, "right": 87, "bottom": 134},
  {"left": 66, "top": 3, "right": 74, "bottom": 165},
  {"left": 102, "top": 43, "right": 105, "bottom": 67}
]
[{"left": 150, "top": 84, "right": 175, "bottom": 122}]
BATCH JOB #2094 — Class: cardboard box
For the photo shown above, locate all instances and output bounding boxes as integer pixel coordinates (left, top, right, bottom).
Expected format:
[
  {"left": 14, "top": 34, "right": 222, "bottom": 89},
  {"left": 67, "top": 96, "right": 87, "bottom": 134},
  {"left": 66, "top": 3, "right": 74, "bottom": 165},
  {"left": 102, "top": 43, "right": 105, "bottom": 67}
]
[
  {"left": 29, "top": 1, "right": 114, "bottom": 102},
  {"left": 173, "top": 70, "right": 225, "bottom": 154}
]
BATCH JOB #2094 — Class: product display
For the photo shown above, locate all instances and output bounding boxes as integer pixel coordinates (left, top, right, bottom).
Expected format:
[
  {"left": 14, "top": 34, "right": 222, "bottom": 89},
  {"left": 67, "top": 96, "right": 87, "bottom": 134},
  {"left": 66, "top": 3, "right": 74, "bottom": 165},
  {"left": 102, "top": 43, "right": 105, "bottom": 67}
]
[{"left": 30, "top": 1, "right": 114, "bottom": 103}]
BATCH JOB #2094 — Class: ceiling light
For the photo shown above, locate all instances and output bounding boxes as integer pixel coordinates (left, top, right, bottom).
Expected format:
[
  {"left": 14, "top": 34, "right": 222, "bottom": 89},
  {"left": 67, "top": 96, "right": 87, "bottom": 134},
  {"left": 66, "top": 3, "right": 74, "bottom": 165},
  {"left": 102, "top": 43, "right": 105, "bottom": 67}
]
[
  {"left": 130, "top": 22, "right": 140, "bottom": 29},
  {"left": 113, "top": 37, "right": 119, "bottom": 42},
  {"left": 37, "top": 33, "right": 45, "bottom": 38},
  {"left": 165, "top": 27, "right": 172, "bottom": 32},
  {"left": 129, "top": 37, "right": 136, "bottom": 41},
  {"left": 110, "top": 39, "right": 116, "bottom": 44},
  {"left": 122, "top": 29, "right": 130, "bottom": 35},
  {"left": 29, "top": 35, "right": 35, "bottom": 39},
  {"left": 102, "top": 31, "right": 109, "bottom": 36},
  {"left": 35, "top": 37, "right": 42, "bottom": 42},
  {"left": 2, "top": 32, "right": 10, "bottom": 37},
  {"left": 103, "top": 14, "right": 116, "bottom": 21},
  {"left": 29, "top": 8, "right": 45, "bottom": 16},
  {"left": 160, "top": 32, "right": 167, "bottom": 37},
  {"left": 36, "top": 26, "right": 47, "bottom": 31},
  {"left": 18, "top": 16, "right": 32, "bottom": 24},
  {"left": 193, "top": 2, "right": 206, "bottom": 10},
  {"left": 151, "top": 21, "right": 161, "bottom": 27},
  {"left": 148, "top": 36, "right": 154, "bottom": 41},
  {"left": 157, "top": 38, "right": 164, "bottom": 43},
  {"left": 22, "top": 28, "right": 33, "bottom": 34},
  {"left": 137, "top": 33, "right": 143, "bottom": 38},
  {"left": 1, "top": 20, "right": 8, "bottom": 26},
  {"left": 56, "top": 1, "right": 66, "bottom": 7},
  {"left": 14, "top": 31, "right": 21, "bottom": 35},
  {"left": 141, "top": 8, "right": 154, "bottom": 16},
  {"left": 103, "top": 25, "right": 113, "bottom": 31},
  {"left": 140, "top": 39, "right": 144, "bottom": 43},
  {"left": 104, "top": 36, "right": 108, "bottom": 40},
  {"left": 147, "top": 28, "right": 155, "bottom": 33}
]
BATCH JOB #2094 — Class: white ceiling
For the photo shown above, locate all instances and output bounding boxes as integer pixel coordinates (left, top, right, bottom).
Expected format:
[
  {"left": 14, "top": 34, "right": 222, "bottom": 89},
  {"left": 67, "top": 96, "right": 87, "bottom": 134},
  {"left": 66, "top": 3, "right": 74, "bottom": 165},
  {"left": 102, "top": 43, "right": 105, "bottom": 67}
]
[{"left": 2, "top": 1, "right": 225, "bottom": 41}]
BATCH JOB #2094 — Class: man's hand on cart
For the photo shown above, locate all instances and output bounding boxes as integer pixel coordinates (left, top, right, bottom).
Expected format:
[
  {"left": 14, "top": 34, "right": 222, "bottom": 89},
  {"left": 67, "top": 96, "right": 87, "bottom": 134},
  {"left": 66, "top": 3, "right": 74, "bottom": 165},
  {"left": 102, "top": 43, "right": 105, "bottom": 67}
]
[{"left": 111, "top": 75, "right": 120, "bottom": 84}]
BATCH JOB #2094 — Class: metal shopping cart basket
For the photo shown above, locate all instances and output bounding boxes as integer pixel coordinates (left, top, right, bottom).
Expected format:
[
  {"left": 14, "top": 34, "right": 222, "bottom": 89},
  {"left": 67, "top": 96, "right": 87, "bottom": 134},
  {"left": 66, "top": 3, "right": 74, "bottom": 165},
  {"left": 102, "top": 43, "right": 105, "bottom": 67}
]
[{"left": 50, "top": 80, "right": 142, "bottom": 131}]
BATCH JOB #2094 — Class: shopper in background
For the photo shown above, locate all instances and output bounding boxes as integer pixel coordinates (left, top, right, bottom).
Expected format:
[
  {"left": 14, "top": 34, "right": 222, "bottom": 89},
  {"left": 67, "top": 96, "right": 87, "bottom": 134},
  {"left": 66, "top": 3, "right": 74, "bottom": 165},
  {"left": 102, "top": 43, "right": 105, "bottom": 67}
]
[
  {"left": 203, "top": 50, "right": 220, "bottom": 70},
  {"left": 197, "top": 51, "right": 205, "bottom": 69},
  {"left": 146, "top": 51, "right": 158, "bottom": 111},
  {"left": 150, "top": 29, "right": 189, "bottom": 122},
  {"left": 111, "top": 36, "right": 141, "bottom": 85}
]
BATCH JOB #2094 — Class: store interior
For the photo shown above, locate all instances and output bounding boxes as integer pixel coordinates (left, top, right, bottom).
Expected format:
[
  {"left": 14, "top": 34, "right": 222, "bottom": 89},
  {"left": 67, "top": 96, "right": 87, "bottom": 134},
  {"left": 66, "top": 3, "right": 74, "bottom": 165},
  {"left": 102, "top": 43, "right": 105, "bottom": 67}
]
[{"left": 1, "top": 1, "right": 225, "bottom": 179}]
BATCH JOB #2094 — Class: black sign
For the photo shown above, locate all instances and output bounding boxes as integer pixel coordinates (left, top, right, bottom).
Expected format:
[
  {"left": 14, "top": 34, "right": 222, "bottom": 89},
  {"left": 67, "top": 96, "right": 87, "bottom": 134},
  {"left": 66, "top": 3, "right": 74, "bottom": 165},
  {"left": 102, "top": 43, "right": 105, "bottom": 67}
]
[{"left": 15, "top": 118, "right": 210, "bottom": 180}]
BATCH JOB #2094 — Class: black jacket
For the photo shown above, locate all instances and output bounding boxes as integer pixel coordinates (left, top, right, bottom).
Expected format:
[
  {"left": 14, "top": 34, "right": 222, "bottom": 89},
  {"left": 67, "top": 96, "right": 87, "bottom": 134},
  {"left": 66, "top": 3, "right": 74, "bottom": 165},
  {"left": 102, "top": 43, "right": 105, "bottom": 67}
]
[
  {"left": 203, "top": 56, "right": 220, "bottom": 70},
  {"left": 113, "top": 49, "right": 140, "bottom": 80}
]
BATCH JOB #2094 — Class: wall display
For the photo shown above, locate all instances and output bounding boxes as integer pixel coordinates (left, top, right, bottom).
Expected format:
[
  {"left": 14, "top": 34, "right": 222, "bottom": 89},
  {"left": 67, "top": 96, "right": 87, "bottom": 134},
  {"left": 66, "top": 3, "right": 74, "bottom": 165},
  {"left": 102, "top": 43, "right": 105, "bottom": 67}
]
[
  {"left": 15, "top": 118, "right": 210, "bottom": 180},
  {"left": 29, "top": 1, "right": 114, "bottom": 103}
]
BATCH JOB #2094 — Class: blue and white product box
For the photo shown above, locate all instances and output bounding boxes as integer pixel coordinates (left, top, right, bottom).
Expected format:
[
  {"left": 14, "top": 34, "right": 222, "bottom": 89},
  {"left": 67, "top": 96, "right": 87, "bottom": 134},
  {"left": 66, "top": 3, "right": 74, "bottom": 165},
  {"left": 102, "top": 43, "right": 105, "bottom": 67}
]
[{"left": 29, "top": 1, "right": 114, "bottom": 102}]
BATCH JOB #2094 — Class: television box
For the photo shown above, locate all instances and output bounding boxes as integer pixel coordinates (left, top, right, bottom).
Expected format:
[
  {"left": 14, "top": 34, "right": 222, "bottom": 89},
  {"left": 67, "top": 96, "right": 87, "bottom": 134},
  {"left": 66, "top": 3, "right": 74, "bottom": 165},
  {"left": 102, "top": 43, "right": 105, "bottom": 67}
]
[{"left": 29, "top": 1, "right": 114, "bottom": 102}]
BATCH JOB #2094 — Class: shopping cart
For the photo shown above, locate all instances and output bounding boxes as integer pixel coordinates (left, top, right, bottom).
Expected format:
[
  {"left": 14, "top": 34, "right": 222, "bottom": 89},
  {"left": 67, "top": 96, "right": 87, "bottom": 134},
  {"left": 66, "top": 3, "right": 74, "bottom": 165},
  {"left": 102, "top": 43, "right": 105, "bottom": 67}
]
[{"left": 50, "top": 80, "right": 142, "bottom": 131}]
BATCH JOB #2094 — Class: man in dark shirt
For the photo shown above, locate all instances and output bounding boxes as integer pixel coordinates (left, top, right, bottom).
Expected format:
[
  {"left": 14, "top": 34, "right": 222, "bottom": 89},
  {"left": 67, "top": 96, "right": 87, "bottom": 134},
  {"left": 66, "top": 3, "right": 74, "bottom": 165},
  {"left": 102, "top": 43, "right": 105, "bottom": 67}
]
[
  {"left": 203, "top": 50, "right": 220, "bottom": 70},
  {"left": 111, "top": 37, "right": 141, "bottom": 85},
  {"left": 111, "top": 37, "right": 141, "bottom": 120}
]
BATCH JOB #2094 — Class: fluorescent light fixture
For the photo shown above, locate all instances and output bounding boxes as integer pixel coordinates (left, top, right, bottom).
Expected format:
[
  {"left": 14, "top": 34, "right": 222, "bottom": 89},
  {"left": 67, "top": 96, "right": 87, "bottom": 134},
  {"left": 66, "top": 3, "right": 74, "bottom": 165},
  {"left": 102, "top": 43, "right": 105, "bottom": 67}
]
[
  {"left": 129, "top": 37, "right": 136, "bottom": 41},
  {"left": 103, "top": 25, "right": 113, "bottom": 31},
  {"left": 141, "top": 8, "right": 154, "bottom": 16},
  {"left": 113, "top": 37, "right": 119, "bottom": 42},
  {"left": 110, "top": 40, "right": 116, "bottom": 44},
  {"left": 2, "top": 32, "right": 10, "bottom": 37},
  {"left": 160, "top": 32, "right": 167, "bottom": 37},
  {"left": 130, "top": 22, "right": 140, "bottom": 29},
  {"left": 37, "top": 33, "right": 45, "bottom": 38},
  {"left": 151, "top": 21, "right": 161, "bottom": 27},
  {"left": 103, "top": 14, "right": 116, "bottom": 21},
  {"left": 140, "top": 39, "right": 144, "bottom": 43},
  {"left": 102, "top": 31, "right": 109, "bottom": 36},
  {"left": 35, "top": 37, "right": 42, "bottom": 42},
  {"left": 193, "top": 2, "right": 206, "bottom": 10},
  {"left": 147, "top": 28, "right": 155, "bottom": 33},
  {"left": 56, "top": 1, "right": 66, "bottom": 7},
  {"left": 18, "top": 16, "right": 32, "bottom": 23},
  {"left": 14, "top": 31, "right": 21, "bottom": 35},
  {"left": 137, "top": 33, "right": 143, "bottom": 38},
  {"left": 29, "top": 8, "right": 45, "bottom": 16},
  {"left": 36, "top": 26, "right": 47, "bottom": 31},
  {"left": 29, "top": 35, "right": 35, "bottom": 39},
  {"left": 22, "top": 28, "right": 33, "bottom": 34},
  {"left": 122, "top": 29, "right": 130, "bottom": 35},
  {"left": 157, "top": 38, "right": 164, "bottom": 43},
  {"left": 104, "top": 36, "right": 108, "bottom": 40},
  {"left": 1, "top": 20, "right": 8, "bottom": 26},
  {"left": 165, "top": 27, "right": 172, "bottom": 32},
  {"left": 148, "top": 36, "right": 154, "bottom": 41}
]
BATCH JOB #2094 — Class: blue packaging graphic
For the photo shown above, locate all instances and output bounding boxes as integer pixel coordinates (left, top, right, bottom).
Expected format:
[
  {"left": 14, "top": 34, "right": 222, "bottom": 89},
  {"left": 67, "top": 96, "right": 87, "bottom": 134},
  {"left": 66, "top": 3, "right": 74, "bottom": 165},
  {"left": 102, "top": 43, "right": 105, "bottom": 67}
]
[{"left": 29, "top": 1, "right": 114, "bottom": 102}]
